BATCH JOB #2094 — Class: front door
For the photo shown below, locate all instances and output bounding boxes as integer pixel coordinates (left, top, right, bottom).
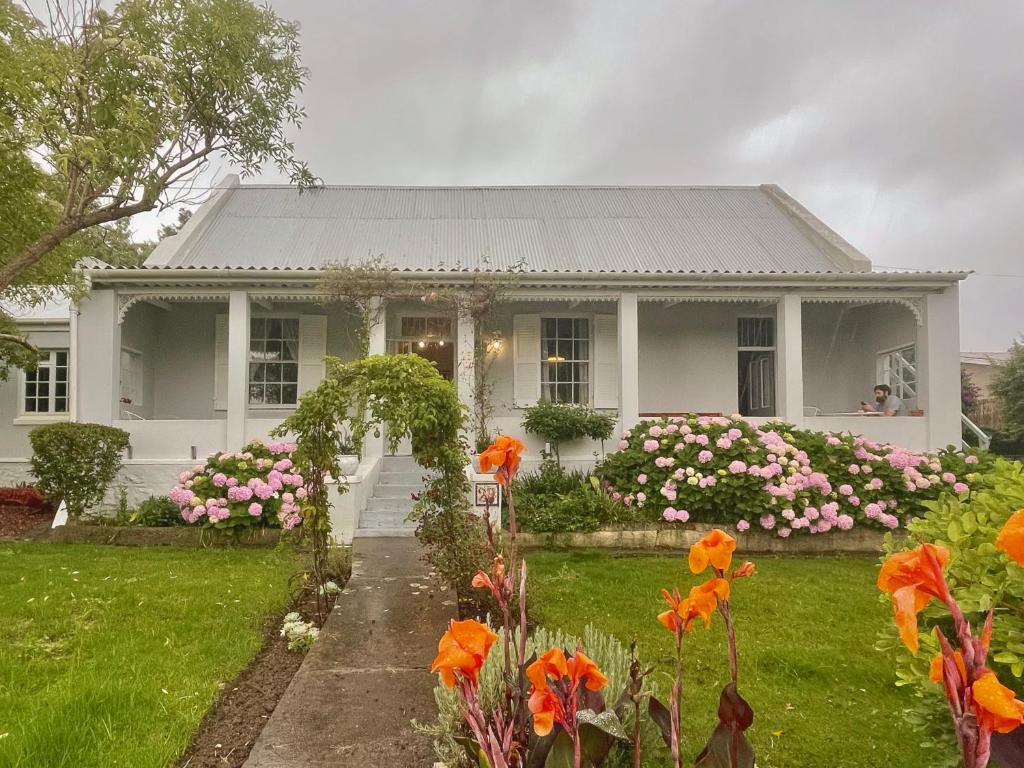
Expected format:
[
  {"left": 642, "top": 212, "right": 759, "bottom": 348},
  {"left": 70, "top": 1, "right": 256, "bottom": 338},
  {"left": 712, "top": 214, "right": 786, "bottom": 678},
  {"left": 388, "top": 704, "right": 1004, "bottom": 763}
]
[
  {"left": 386, "top": 315, "right": 456, "bottom": 454},
  {"left": 738, "top": 350, "right": 776, "bottom": 417}
]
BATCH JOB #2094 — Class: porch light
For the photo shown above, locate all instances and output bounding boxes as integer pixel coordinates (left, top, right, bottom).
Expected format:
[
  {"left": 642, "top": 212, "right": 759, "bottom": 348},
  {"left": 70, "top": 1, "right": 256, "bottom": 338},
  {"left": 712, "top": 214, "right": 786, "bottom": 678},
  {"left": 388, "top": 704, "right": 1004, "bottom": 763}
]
[
  {"left": 485, "top": 337, "right": 503, "bottom": 354},
  {"left": 546, "top": 355, "right": 565, "bottom": 362},
  {"left": 417, "top": 340, "right": 426, "bottom": 348},
  {"left": 438, "top": 339, "right": 445, "bottom": 346}
]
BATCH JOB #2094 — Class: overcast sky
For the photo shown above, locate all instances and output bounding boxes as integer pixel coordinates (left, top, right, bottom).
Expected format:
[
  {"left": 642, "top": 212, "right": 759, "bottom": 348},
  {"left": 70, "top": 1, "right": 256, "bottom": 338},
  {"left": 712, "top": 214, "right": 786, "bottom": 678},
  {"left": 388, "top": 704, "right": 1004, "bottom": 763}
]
[{"left": 138, "top": 0, "right": 1024, "bottom": 351}]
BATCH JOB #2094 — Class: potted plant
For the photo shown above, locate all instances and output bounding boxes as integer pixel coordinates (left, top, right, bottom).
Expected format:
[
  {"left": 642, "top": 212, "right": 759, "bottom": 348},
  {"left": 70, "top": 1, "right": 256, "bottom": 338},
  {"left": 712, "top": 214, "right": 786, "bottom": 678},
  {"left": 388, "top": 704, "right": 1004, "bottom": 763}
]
[
  {"left": 473, "top": 431, "right": 497, "bottom": 474},
  {"left": 338, "top": 430, "right": 360, "bottom": 476}
]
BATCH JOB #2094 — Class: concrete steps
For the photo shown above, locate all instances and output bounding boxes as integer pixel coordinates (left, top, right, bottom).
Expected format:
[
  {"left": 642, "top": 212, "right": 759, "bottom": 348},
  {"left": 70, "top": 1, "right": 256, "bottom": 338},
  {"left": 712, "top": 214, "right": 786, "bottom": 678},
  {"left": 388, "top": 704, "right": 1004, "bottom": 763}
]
[{"left": 355, "top": 456, "right": 426, "bottom": 539}]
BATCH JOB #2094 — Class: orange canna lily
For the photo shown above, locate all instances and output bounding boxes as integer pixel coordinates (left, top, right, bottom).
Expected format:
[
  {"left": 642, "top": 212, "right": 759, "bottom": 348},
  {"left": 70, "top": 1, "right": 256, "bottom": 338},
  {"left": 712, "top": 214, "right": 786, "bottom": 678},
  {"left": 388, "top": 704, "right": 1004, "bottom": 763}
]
[
  {"left": 526, "top": 647, "right": 569, "bottom": 692},
  {"left": 678, "top": 577, "right": 730, "bottom": 632},
  {"left": 996, "top": 509, "right": 1024, "bottom": 566},
  {"left": 526, "top": 647, "right": 608, "bottom": 736},
  {"left": 528, "top": 685, "right": 561, "bottom": 737},
  {"left": 657, "top": 587, "right": 685, "bottom": 633},
  {"left": 731, "top": 561, "right": 756, "bottom": 580},
  {"left": 431, "top": 618, "right": 498, "bottom": 688},
  {"left": 566, "top": 650, "right": 608, "bottom": 692},
  {"left": 479, "top": 435, "right": 526, "bottom": 485},
  {"left": 688, "top": 528, "right": 737, "bottom": 574},
  {"left": 877, "top": 543, "right": 951, "bottom": 653},
  {"left": 928, "top": 650, "right": 967, "bottom": 685},
  {"left": 972, "top": 671, "right": 1024, "bottom": 734}
]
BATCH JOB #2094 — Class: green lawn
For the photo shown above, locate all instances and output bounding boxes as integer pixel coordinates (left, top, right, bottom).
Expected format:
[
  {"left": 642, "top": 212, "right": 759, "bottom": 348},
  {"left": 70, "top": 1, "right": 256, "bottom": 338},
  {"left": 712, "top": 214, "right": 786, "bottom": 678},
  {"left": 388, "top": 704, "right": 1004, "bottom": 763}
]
[
  {"left": 0, "top": 542, "right": 300, "bottom": 768},
  {"left": 527, "top": 550, "right": 945, "bottom": 768}
]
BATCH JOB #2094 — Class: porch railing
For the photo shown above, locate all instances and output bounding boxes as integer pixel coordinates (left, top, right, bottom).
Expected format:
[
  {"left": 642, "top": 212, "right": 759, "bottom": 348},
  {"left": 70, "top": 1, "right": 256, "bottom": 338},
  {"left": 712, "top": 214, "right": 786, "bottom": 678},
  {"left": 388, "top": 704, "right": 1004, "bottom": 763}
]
[{"left": 961, "top": 412, "right": 991, "bottom": 451}]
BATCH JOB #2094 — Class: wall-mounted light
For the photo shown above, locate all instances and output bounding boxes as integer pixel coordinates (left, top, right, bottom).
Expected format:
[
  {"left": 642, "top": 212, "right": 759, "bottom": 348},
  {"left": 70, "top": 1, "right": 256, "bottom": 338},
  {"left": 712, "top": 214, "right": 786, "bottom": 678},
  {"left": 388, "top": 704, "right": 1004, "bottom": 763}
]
[
  {"left": 485, "top": 334, "right": 504, "bottom": 354},
  {"left": 438, "top": 339, "right": 445, "bottom": 347},
  {"left": 417, "top": 340, "right": 426, "bottom": 349}
]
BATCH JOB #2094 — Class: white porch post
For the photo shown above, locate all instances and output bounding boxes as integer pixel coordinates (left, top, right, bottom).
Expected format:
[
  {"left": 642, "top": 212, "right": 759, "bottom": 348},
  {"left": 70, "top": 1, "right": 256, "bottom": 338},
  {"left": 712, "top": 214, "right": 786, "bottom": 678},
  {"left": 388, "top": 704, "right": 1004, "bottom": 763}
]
[
  {"left": 776, "top": 293, "right": 804, "bottom": 425},
  {"left": 917, "top": 285, "right": 961, "bottom": 449},
  {"left": 457, "top": 313, "right": 476, "bottom": 446},
  {"left": 226, "top": 290, "right": 250, "bottom": 449},
  {"left": 617, "top": 293, "right": 640, "bottom": 432},
  {"left": 363, "top": 297, "right": 387, "bottom": 460},
  {"left": 76, "top": 288, "right": 120, "bottom": 424}
]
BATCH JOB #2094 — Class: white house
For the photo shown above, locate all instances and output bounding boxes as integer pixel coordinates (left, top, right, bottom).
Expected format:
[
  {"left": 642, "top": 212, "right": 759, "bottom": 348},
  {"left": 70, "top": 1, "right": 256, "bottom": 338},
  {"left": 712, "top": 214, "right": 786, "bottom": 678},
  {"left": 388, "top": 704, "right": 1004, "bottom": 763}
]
[{"left": 0, "top": 178, "right": 967, "bottom": 521}]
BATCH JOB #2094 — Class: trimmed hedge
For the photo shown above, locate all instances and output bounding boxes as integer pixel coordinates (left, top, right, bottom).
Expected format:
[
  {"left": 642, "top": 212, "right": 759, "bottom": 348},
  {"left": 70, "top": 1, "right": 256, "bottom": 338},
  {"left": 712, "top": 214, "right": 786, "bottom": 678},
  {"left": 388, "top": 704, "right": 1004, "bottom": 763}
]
[{"left": 29, "top": 423, "right": 130, "bottom": 518}]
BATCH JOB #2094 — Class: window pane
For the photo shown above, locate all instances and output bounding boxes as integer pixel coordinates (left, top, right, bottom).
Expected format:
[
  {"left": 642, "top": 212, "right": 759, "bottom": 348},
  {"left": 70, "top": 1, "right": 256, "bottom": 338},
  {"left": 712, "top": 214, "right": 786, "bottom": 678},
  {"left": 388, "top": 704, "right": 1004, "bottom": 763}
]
[
  {"left": 574, "top": 340, "right": 589, "bottom": 360},
  {"left": 282, "top": 339, "right": 299, "bottom": 361},
  {"left": 282, "top": 363, "right": 298, "bottom": 384},
  {"left": 264, "top": 341, "right": 282, "bottom": 361},
  {"left": 574, "top": 318, "right": 589, "bottom": 338},
  {"left": 250, "top": 318, "right": 266, "bottom": 338},
  {"left": 249, "top": 385, "right": 265, "bottom": 404},
  {"left": 282, "top": 384, "right": 298, "bottom": 404},
  {"left": 556, "top": 382, "right": 573, "bottom": 402},
  {"left": 25, "top": 398, "right": 36, "bottom": 412},
  {"left": 557, "top": 339, "right": 572, "bottom": 359},
  {"left": 267, "top": 318, "right": 282, "bottom": 340},
  {"left": 55, "top": 397, "right": 67, "bottom": 412},
  {"left": 249, "top": 363, "right": 265, "bottom": 383},
  {"left": 55, "top": 351, "right": 68, "bottom": 367},
  {"left": 265, "top": 384, "right": 281, "bottom": 405},
  {"left": 541, "top": 318, "right": 557, "bottom": 339},
  {"left": 282, "top": 319, "right": 300, "bottom": 340}
]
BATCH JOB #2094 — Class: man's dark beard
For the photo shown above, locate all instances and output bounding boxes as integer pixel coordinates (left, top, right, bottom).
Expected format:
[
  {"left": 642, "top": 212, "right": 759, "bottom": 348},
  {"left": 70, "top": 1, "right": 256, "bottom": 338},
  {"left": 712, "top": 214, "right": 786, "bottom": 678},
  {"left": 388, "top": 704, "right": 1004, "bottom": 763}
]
[{"left": 876, "top": 395, "right": 886, "bottom": 404}]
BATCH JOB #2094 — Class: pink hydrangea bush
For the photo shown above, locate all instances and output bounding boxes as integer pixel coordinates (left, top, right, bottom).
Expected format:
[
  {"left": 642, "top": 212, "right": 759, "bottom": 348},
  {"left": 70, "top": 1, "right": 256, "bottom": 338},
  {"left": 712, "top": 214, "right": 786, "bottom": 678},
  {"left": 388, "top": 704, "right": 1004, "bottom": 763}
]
[
  {"left": 597, "top": 415, "right": 991, "bottom": 538},
  {"left": 168, "top": 439, "right": 307, "bottom": 529}
]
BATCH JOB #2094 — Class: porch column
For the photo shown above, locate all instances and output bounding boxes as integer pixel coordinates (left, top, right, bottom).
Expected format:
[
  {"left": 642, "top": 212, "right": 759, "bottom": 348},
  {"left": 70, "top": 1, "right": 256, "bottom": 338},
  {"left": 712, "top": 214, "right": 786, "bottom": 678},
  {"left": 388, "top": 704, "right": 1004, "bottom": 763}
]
[
  {"left": 363, "top": 297, "right": 386, "bottom": 460},
  {"left": 76, "top": 288, "right": 120, "bottom": 424},
  {"left": 457, "top": 313, "right": 476, "bottom": 446},
  {"left": 776, "top": 293, "right": 804, "bottom": 425},
  {"left": 917, "top": 285, "right": 961, "bottom": 449},
  {"left": 226, "top": 290, "right": 250, "bottom": 449},
  {"left": 617, "top": 293, "right": 640, "bottom": 432}
]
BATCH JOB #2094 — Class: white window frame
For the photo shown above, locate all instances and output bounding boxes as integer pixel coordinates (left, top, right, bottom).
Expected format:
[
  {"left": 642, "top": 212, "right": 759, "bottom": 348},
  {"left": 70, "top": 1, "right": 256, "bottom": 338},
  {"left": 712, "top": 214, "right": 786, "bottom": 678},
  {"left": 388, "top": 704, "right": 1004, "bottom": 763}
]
[
  {"left": 248, "top": 314, "right": 301, "bottom": 409},
  {"left": 119, "top": 346, "right": 143, "bottom": 408},
  {"left": 877, "top": 343, "right": 917, "bottom": 400},
  {"left": 17, "top": 349, "right": 70, "bottom": 424},
  {"left": 737, "top": 316, "right": 776, "bottom": 414},
  {"left": 539, "top": 314, "right": 592, "bottom": 406},
  {"left": 387, "top": 312, "right": 454, "bottom": 354}
]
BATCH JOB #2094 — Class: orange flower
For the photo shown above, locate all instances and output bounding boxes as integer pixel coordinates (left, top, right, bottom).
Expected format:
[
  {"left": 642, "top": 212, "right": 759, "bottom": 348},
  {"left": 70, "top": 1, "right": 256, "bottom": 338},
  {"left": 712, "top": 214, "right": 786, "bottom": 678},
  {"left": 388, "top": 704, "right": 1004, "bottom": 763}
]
[
  {"left": 657, "top": 587, "right": 685, "bottom": 633},
  {"left": 526, "top": 647, "right": 569, "bottom": 692},
  {"left": 996, "top": 509, "right": 1024, "bottom": 566},
  {"left": 528, "top": 685, "right": 560, "bottom": 736},
  {"left": 928, "top": 650, "right": 967, "bottom": 685},
  {"left": 526, "top": 647, "right": 608, "bottom": 736},
  {"left": 877, "top": 543, "right": 951, "bottom": 653},
  {"left": 431, "top": 618, "right": 498, "bottom": 688},
  {"left": 479, "top": 435, "right": 526, "bottom": 486},
  {"left": 731, "top": 561, "right": 756, "bottom": 580},
  {"left": 688, "top": 529, "right": 737, "bottom": 574},
  {"left": 566, "top": 650, "right": 608, "bottom": 692},
  {"left": 973, "top": 671, "right": 1024, "bottom": 734},
  {"left": 678, "top": 577, "right": 730, "bottom": 632}
]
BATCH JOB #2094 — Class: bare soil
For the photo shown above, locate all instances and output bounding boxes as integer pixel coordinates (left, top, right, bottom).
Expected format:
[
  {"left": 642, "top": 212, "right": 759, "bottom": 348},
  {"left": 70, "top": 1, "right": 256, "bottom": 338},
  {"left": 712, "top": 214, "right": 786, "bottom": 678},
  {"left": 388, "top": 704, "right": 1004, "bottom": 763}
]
[{"left": 0, "top": 504, "right": 54, "bottom": 539}]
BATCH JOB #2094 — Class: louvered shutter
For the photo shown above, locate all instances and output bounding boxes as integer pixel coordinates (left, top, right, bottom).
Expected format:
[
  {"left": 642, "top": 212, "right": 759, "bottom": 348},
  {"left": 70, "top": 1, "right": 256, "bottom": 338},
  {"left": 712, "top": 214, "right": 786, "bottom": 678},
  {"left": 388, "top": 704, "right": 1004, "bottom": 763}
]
[
  {"left": 513, "top": 314, "right": 541, "bottom": 407},
  {"left": 214, "top": 314, "right": 228, "bottom": 410},
  {"left": 297, "top": 315, "right": 328, "bottom": 396},
  {"left": 592, "top": 314, "right": 619, "bottom": 409}
]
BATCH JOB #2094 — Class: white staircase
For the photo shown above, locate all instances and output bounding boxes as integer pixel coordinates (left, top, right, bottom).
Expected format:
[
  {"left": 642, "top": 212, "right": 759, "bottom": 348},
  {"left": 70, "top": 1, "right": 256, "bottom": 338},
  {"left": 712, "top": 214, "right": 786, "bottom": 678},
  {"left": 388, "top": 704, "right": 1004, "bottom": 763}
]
[{"left": 355, "top": 455, "right": 425, "bottom": 538}]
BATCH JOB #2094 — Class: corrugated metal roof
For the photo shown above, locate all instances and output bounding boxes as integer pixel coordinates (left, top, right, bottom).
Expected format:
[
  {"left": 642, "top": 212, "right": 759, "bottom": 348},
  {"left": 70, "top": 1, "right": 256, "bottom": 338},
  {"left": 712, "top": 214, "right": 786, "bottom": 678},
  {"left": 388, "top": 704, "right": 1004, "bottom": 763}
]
[{"left": 151, "top": 185, "right": 868, "bottom": 274}]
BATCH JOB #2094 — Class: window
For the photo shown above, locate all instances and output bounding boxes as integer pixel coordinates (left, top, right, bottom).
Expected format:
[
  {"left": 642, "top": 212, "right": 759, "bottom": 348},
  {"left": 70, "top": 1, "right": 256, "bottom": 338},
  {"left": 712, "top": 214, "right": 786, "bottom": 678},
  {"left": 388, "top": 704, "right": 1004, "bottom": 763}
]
[
  {"left": 737, "top": 317, "right": 775, "bottom": 416},
  {"left": 540, "top": 317, "right": 589, "bottom": 404},
  {"left": 878, "top": 344, "right": 917, "bottom": 400},
  {"left": 248, "top": 318, "right": 299, "bottom": 406},
  {"left": 23, "top": 350, "right": 69, "bottom": 414},
  {"left": 119, "top": 348, "right": 143, "bottom": 407}
]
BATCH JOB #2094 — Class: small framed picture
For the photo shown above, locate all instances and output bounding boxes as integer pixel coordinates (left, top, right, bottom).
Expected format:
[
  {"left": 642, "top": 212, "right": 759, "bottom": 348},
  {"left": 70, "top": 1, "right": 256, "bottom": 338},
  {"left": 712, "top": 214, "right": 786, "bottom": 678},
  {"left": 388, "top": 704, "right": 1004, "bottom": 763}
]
[{"left": 474, "top": 482, "right": 500, "bottom": 508}]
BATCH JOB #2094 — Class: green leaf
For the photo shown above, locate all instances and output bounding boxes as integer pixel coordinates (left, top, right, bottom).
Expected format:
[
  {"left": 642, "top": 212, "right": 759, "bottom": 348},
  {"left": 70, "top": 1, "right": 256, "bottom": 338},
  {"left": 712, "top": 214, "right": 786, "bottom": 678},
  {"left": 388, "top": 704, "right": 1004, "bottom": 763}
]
[
  {"left": 695, "top": 722, "right": 756, "bottom": 768},
  {"left": 544, "top": 731, "right": 575, "bottom": 768},
  {"left": 576, "top": 709, "right": 628, "bottom": 740}
]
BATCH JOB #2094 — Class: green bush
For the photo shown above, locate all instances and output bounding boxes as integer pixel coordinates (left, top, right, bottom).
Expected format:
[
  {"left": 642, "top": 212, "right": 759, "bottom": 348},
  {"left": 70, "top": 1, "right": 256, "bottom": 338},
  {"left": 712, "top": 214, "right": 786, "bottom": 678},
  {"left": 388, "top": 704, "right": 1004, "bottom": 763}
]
[
  {"left": 29, "top": 422, "right": 130, "bottom": 518},
  {"left": 510, "top": 460, "right": 641, "bottom": 533},
  {"left": 522, "top": 400, "right": 615, "bottom": 464},
  {"left": 131, "top": 495, "right": 186, "bottom": 527},
  {"left": 878, "top": 458, "right": 1024, "bottom": 763},
  {"left": 992, "top": 341, "right": 1024, "bottom": 440}
]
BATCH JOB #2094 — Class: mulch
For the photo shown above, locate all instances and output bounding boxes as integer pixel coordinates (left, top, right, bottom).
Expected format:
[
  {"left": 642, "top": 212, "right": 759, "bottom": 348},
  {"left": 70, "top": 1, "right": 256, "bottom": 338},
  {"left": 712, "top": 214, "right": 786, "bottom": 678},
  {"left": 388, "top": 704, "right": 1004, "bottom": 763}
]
[
  {"left": 175, "top": 587, "right": 342, "bottom": 768},
  {"left": 0, "top": 504, "right": 54, "bottom": 539}
]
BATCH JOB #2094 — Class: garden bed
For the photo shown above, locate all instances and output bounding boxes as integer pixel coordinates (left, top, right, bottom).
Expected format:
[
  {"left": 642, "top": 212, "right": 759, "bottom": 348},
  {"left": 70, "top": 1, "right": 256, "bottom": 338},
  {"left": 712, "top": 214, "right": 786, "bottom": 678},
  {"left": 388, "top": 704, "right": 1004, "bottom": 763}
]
[
  {"left": 40, "top": 523, "right": 283, "bottom": 547},
  {"left": 519, "top": 521, "right": 893, "bottom": 553},
  {"left": 0, "top": 503, "right": 54, "bottom": 538}
]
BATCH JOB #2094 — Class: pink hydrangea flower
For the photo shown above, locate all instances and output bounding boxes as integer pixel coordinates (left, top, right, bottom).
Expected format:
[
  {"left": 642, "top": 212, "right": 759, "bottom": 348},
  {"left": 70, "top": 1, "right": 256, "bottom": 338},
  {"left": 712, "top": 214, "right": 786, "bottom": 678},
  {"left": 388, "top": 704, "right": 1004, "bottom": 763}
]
[
  {"left": 759, "top": 513, "right": 776, "bottom": 530},
  {"left": 248, "top": 502, "right": 263, "bottom": 517},
  {"left": 716, "top": 437, "right": 733, "bottom": 449},
  {"left": 778, "top": 527, "right": 792, "bottom": 538},
  {"left": 837, "top": 514, "right": 855, "bottom": 530},
  {"left": 618, "top": 440, "right": 629, "bottom": 450},
  {"left": 636, "top": 492, "right": 647, "bottom": 503},
  {"left": 694, "top": 434, "right": 709, "bottom": 446},
  {"left": 965, "top": 455, "right": 979, "bottom": 464},
  {"left": 637, "top": 474, "right": 648, "bottom": 485},
  {"left": 698, "top": 450, "right": 713, "bottom": 464},
  {"left": 211, "top": 473, "right": 228, "bottom": 487},
  {"left": 736, "top": 519, "right": 750, "bottom": 532},
  {"left": 953, "top": 482, "right": 969, "bottom": 494},
  {"left": 942, "top": 472, "right": 956, "bottom": 484},
  {"left": 643, "top": 439, "right": 660, "bottom": 452},
  {"left": 295, "top": 487, "right": 307, "bottom": 499},
  {"left": 728, "top": 460, "right": 747, "bottom": 474},
  {"left": 649, "top": 425, "right": 663, "bottom": 437},
  {"left": 848, "top": 464, "right": 860, "bottom": 475}
]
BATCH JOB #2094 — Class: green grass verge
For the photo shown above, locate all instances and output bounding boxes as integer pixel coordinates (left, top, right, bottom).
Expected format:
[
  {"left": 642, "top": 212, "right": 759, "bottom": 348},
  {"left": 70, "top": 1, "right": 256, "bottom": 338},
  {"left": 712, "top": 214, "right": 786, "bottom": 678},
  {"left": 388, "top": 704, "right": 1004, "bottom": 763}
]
[
  {"left": 527, "top": 550, "right": 946, "bottom": 768},
  {"left": 0, "top": 542, "right": 300, "bottom": 768}
]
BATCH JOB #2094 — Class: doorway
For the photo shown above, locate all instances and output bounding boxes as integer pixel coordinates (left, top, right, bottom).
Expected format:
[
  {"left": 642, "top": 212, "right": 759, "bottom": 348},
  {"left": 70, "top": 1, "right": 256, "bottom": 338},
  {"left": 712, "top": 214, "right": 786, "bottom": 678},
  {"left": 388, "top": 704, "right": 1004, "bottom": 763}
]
[{"left": 388, "top": 315, "right": 455, "bottom": 380}]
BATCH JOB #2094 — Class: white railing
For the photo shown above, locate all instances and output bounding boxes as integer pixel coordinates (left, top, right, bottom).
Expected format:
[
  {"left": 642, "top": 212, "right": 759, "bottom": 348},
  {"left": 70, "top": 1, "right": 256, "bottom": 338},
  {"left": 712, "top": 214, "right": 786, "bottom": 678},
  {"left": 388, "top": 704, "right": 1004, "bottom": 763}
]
[{"left": 961, "top": 412, "right": 991, "bottom": 451}]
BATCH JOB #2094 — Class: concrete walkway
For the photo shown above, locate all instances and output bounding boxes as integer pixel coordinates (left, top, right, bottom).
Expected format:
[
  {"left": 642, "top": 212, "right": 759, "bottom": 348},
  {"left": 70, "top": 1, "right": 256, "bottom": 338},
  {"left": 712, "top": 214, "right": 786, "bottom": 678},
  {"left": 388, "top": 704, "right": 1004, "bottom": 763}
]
[{"left": 244, "top": 538, "right": 454, "bottom": 767}]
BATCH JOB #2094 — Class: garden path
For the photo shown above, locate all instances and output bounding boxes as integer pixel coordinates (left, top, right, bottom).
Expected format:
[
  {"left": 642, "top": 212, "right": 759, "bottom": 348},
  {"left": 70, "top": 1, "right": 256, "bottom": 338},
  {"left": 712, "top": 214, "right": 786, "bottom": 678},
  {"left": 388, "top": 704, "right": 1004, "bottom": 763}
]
[{"left": 244, "top": 537, "right": 453, "bottom": 767}]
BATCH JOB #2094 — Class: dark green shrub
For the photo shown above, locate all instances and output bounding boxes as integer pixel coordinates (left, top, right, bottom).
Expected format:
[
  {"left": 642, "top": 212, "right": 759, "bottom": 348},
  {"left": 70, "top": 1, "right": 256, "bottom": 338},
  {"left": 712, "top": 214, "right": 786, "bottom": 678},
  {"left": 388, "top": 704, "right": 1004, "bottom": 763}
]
[
  {"left": 511, "top": 460, "right": 641, "bottom": 533},
  {"left": 29, "top": 422, "right": 130, "bottom": 518},
  {"left": 521, "top": 400, "right": 615, "bottom": 465},
  {"left": 992, "top": 341, "right": 1024, "bottom": 440},
  {"left": 878, "top": 458, "right": 1024, "bottom": 763},
  {"left": 132, "top": 495, "right": 186, "bottom": 527}
]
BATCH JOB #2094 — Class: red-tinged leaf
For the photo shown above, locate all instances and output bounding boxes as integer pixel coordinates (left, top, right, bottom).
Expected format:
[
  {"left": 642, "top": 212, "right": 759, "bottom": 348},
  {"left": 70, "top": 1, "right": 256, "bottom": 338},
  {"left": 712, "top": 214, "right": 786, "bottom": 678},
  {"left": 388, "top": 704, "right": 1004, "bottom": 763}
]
[
  {"left": 524, "top": 728, "right": 558, "bottom": 768},
  {"left": 694, "top": 722, "right": 756, "bottom": 768},
  {"left": 717, "top": 682, "right": 754, "bottom": 732},
  {"left": 648, "top": 695, "right": 674, "bottom": 750},
  {"left": 543, "top": 731, "right": 575, "bottom": 768},
  {"left": 992, "top": 729, "right": 1024, "bottom": 767}
]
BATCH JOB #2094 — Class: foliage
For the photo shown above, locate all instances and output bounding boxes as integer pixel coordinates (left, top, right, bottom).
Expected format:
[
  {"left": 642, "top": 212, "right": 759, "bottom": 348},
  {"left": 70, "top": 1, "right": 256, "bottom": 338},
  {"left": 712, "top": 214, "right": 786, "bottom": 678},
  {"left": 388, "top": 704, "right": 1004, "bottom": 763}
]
[
  {"left": 0, "top": 0, "right": 314, "bottom": 304},
  {"left": 522, "top": 400, "right": 616, "bottom": 465},
  {"left": 879, "top": 459, "right": 1024, "bottom": 764},
  {"left": 29, "top": 422, "right": 129, "bottom": 518},
  {"left": 319, "top": 255, "right": 410, "bottom": 359},
  {"left": 0, "top": 542, "right": 299, "bottom": 768},
  {"left": 168, "top": 439, "right": 306, "bottom": 530},
  {"left": 962, "top": 367, "right": 981, "bottom": 412},
  {"left": 0, "top": 313, "right": 43, "bottom": 381},
  {"left": 0, "top": 485, "right": 46, "bottom": 510},
  {"left": 130, "top": 494, "right": 186, "bottom": 527},
  {"left": 512, "top": 463, "right": 639, "bottom": 533},
  {"left": 280, "top": 611, "right": 319, "bottom": 652},
  {"left": 597, "top": 414, "right": 992, "bottom": 537},
  {"left": 992, "top": 341, "right": 1024, "bottom": 440}
]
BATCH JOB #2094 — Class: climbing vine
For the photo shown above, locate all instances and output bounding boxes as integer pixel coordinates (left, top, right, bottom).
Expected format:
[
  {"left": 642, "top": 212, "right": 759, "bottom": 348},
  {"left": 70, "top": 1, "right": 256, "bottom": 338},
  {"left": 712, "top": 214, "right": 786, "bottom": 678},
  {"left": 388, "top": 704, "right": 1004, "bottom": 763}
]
[{"left": 275, "top": 353, "right": 486, "bottom": 615}]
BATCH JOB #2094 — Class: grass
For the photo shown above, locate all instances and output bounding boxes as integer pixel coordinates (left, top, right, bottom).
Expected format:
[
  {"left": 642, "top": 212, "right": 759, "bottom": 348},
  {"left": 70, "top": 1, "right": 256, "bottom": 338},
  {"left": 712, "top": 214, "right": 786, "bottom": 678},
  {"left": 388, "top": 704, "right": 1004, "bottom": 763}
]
[
  {"left": 528, "top": 550, "right": 946, "bottom": 768},
  {"left": 0, "top": 542, "right": 301, "bottom": 768}
]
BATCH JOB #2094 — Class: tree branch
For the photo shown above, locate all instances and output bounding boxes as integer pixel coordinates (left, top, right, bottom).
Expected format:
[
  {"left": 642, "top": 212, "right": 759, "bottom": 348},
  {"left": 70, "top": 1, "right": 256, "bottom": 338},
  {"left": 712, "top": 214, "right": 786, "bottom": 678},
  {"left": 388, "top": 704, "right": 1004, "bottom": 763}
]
[{"left": 0, "top": 332, "right": 38, "bottom": 355}]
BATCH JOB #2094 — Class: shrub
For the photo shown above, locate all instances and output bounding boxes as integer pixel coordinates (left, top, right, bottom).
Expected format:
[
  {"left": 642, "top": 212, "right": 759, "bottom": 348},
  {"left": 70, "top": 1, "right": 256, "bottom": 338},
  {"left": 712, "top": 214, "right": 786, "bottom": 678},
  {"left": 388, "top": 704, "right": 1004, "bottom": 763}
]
[
  {"left": 168, "top": 439, "right": 306, "bottom": 530},
  {"left": 0, "top": 486, "right": 46, "bottom": 510},
  {"left": 522, "top": 400, "right": 615, "bottom": 464},
  {"left": 878, "top": 458, "right": 1024, "bottom": 763},
  {"left": 596, "top": 414, "right": 993, "bottom": 538},
  {"left": 511, "top": 461, "right": 643, "bottom": 533},
  {"left": 131, "top": 495, "right": 186, "bottom": 527},
  {"left": 29, "top": 422, "right": 130, "bottom": 518},
  {"left": 992, "top": 341, "right": 1024, "bottom": 440}
]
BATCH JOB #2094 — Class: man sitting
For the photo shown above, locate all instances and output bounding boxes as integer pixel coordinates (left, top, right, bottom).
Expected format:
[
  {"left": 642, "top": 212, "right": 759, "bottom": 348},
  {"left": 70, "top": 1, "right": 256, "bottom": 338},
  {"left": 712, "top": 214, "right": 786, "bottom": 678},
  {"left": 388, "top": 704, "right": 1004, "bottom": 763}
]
[{"left": 861, "top": 384, "right": 904, "bottom": 416}]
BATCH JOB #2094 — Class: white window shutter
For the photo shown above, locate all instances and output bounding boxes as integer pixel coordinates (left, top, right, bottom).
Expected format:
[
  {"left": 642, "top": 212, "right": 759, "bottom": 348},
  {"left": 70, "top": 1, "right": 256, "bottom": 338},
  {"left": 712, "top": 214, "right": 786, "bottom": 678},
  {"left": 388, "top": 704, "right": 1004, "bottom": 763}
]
[
  {"left": 297, "top": 314, "right": 328, "bottom": 396},
  {"left": 593, "top": 314, "right": 619, "bottom": 409},
  {"left": 513, "top": 314, "right": 541, "bottom": 407},
  {"left": 214, "top": 314, "right": 228, "bottom": 411}
]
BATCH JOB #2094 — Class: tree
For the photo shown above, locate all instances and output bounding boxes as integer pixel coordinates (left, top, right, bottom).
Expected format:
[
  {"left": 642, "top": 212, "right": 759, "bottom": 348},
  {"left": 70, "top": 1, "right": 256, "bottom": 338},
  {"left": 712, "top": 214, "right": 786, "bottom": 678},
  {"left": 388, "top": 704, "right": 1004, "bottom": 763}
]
[
  {"left": 992, "top": 341, "right": 1024, "bottom": 439},
  {"left": 0, "top": 0, "right": 315, "bottom": 297},
  {"left": 155, "top": 208, "right": 192, "bottom": 241}
]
